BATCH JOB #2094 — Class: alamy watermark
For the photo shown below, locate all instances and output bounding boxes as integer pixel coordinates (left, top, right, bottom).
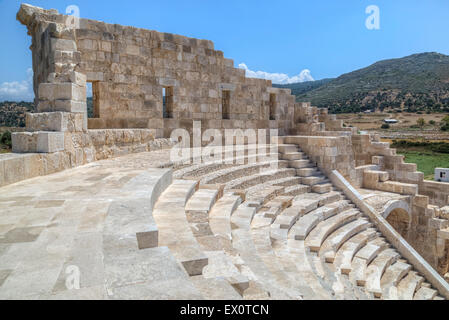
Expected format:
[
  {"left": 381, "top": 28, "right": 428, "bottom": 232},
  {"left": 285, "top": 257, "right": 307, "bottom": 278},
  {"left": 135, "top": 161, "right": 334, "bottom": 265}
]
[
  {"left": 169, "top": 121, "right": 280, "bottom": 172},
  {"left": 65, "top": 265, "right": 80, "bottom": 290},
  {"left": 365, "top": 5, "right": 380, "bottom": 30},
  {"left": 65, "top": 5, "right": 80, "bottom": 29}
]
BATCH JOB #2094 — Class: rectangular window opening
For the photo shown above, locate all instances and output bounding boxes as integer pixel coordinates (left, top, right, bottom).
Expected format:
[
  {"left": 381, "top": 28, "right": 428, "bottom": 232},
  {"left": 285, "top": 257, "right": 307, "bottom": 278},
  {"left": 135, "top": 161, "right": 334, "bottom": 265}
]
[
  {"left": 222, "top": 90, "right": 231, "bottom": 120},
  {"left": 269, "top": 93, "right": 276, "bottom": 120},
  {"left": 87, "top": 81, "right": 100, "bottom": 118},
  {"left": 163, "top": 86, "right": 174, "bottom": 118}
]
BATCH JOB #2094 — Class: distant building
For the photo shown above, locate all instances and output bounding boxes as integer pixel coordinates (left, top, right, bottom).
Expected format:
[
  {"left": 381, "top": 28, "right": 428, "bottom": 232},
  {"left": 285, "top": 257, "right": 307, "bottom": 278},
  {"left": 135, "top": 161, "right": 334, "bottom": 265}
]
[
  {"left": 384, "top": 119, "right": 398, "bottom": 124},
  {"left": 435, "top": 168, "right": 449, "bottom": 182}
]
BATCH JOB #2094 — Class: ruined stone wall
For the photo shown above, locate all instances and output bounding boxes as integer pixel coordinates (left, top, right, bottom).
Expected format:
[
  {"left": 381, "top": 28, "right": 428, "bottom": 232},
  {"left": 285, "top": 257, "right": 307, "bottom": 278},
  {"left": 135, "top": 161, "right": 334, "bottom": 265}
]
[
  {"left": 19, "top": 5, "right": 296, "bottom": 134},
  {"left": 279, "top": 135, "right": 357, "bottom": 181},
  {"left": 1, "top": 129, "right": 174, "bottom": 188}
]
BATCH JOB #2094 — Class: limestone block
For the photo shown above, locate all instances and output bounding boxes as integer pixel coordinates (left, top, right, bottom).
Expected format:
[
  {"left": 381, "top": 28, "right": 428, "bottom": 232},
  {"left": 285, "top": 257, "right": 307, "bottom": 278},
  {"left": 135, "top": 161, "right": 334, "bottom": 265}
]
[
  {"left": 37, "top": 132, "right": 65, "bottom": 153},
  {"left": 26, "top": 112, "right": 78, "bottom": 132},
  {"left": 12, "top": 132, "right": 37, "bottom": 153},
  {"left": 69, "top": 71, "right": 87, "bottom": 86},
  {"left": 54, "top": 100, "right": 87, "bottom": 113},
  {"left": 51, "top": 38, "right": 77, "bottom": 51},
  {"left": 39, "top": 82, "right": 86, "bottom": 102}
]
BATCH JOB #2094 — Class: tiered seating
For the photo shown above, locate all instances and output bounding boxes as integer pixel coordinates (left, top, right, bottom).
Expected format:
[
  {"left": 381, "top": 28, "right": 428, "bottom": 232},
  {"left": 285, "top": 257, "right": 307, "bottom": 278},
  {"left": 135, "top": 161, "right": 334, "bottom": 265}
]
[{"left": 146, "top": 143, "right": 446, "bottom": 300}]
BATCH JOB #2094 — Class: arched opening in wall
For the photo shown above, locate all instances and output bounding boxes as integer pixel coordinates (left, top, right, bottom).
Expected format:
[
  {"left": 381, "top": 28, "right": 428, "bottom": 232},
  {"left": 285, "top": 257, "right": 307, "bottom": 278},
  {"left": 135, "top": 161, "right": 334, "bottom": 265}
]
[
  {"left": 269, "top": 93, "right": 276, "bottom": 120},
  {"left": 87, "top": 81, "right": 100, "bottom": 118},
  {"left": 222, "top": 90, "right": 230, "bottom": 120},
  {"left": 386, "top": 208, "right": 410, "bottom": 238},
  {"left": 163, "top": 87, "right": 174, "bottom": 118}
]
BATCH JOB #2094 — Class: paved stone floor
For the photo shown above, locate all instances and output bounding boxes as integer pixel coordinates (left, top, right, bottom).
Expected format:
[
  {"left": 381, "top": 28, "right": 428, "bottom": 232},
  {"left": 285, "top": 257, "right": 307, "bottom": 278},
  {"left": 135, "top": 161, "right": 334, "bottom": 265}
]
[{"left": 0, "top": 150, "right": 175, "bottom": 299}]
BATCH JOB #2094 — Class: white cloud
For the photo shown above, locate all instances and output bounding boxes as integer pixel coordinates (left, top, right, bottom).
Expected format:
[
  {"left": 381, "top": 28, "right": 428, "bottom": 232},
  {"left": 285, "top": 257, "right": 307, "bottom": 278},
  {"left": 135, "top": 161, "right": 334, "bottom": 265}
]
[
  {"left": 0, "top": 68, "right": 34, "bottom": 102},
  {"left": 238, "top": 63, "right": 314, "bottom": 84}
]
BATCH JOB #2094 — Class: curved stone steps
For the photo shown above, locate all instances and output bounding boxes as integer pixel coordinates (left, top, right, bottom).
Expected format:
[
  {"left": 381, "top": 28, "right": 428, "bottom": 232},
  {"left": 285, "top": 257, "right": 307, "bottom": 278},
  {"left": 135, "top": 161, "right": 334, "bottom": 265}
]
[
  {"left": 320, "top": 218, "right": 372, "bottom": 262},
  {"left": 364, "top": 249, "right": 400, "bottom": 298},
  {"left": 246, "top": 186, "right": 285, "bottom": 205},
  {"left": 245, "top": 178, "right": 309, "bottom": 205},
  {"left": 309, "top": 246, "right": 361, "bottom": 300},
  {"left": 293, "top": 191, "right": 344, "bottom": 208},
  {"left": 230, "top": 204, "right": 298, "bottom": 299},
  {"left": 250, "top": 223, "right": 304, "bottom": 299},
  {"left": 333, "top": 228, "right": 377, "bottom": 275},
  {"left": 413, "top": 285, "right": 438, "bottom": 300},
  {"left": 271, "top": 240, "right": 320, "bottom": 299},
  {"left": 185, "top": 188, "right": 219, "bottom": 215},
  {"left": 201, "top": 160, "right": 290, "bottom": 185},
  {"left": 184, "top": 191, "right": 259, "bottom": 296},
  {"left": 152, "top": 180, "right": 208, "bottom": 276},
  {"left": 173, "top": 149, "right": 281, "bottom": 179},
  {"left": 171, "top": 144, "right": 278, "bottom": 169},
  {"left": 305, "top": 209, "right": 360, "bottom": 252},
  {"left": 380, "top": 261, "right": 412, "bottom": 298},
  {"left": 280, "top": 152, "right": 307, "bottom": 161},
  {"left": 284, "top": 239, "right": 335, "bottom": 299},
  {"left": 278, "top": 144, "right": 299, "bottom": 154},
  {"left": 209, "top": 193, "right": 242, "bottom": 249},
  {"left": 305, "top": 221, "right": 380, "bottom": 299},
  {"left": 296, "top": 167, "right": 320, "bottom": 177},
  {"left": 225, "top": 167, "right": 297, "bottom": 191},
  {"left": 348, "top": 238, "right": 387, "bottom": 287},
  {"left": 300, "top": 175, "right": 327, "bottom": 186},
  {"left": 288, "top": 199, "right": 352, "bottom": 241},
  {"left": 396, "top": 271, "right": 424, "bottom": 300},
  {"left": 272, "top": 176, "right": 302, "bottom": 187}
]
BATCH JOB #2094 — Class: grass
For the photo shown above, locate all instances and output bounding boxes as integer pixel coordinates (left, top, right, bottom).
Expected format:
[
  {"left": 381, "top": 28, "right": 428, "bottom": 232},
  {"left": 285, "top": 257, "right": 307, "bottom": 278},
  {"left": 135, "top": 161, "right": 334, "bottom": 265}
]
[{"left": 397, "top": 150, "right": 449, "bottom": 180}]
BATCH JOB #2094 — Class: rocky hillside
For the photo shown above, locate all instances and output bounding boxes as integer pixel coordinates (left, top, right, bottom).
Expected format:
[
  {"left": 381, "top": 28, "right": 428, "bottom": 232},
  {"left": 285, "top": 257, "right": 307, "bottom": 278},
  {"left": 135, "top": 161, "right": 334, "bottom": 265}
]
[
  {"left": 283, "top": 52, "right": 449, "bottom": 114},
  {"left": 0, "top": 101, "right": 34, "bottom": 127},
  {"left": 0, "top": 98, "right": 94, "bottom": 127}
]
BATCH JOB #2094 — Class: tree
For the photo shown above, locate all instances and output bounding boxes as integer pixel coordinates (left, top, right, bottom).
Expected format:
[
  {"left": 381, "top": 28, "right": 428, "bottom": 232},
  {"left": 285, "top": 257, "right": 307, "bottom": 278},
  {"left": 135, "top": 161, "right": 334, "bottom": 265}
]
[{"left": 417, "top": 118, "right": 425, "bottom": 127}]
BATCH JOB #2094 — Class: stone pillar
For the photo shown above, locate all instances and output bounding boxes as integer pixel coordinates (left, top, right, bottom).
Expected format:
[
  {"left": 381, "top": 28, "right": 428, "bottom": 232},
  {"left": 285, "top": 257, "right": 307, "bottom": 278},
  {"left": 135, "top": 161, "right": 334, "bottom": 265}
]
[{"left": 14, "top": 5, "right": 87, "bottom": 154}]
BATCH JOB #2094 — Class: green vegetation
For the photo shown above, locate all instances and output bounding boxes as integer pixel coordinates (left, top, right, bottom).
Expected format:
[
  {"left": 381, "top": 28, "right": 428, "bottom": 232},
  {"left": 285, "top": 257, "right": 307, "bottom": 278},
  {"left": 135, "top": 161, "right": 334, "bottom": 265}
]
[
  {"left": 273, "top": 78, "right": 333, "bottom": 96},
  {"left": 0, "top": 130, "right": 12, "bottom": 153},
  {"left": 391, "top": 139, "right": 449, "bottom": 180},
  {"left": 0, "top": 101, "right": 34, "bottom": 127},
  {"left": 280, "top": 52, "right": 449, "bottom": 114},
  {"left": 417, "top": 118, "right": 425, "bottom": 127},
  {"left": 391, "top": 140, "right": 449, "bottom": 154},
  {"left": 441, "top": 115, "right": 449, "bottom": 131},
  {"left": 399, "top": 151, "right": 449, "bottom": 180}
]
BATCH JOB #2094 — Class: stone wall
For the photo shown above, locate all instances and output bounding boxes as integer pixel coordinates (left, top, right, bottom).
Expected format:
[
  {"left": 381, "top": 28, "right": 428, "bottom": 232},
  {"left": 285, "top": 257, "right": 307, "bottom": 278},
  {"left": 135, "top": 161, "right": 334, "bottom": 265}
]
[
  {"left": 1, "top": 130, "right": 174, "bottom": 187},
  {"left": 277, "top": 135, "right": 357, "bottom": 182},
  {"left": 17, "top": 4, "right": 296, "bottom": 135}
]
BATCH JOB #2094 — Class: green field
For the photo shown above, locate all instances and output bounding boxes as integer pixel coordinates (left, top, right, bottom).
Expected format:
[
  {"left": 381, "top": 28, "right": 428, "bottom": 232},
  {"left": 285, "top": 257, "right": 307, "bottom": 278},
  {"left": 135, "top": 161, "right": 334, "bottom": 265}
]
[{"left": 397, "top": 150, "right": 449, "bottom": 180}]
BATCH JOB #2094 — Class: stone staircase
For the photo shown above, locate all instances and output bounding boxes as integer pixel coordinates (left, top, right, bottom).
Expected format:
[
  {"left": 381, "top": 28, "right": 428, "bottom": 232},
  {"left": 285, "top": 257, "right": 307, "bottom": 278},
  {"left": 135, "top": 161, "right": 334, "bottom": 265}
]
[{"left": 142, "top": 143, "right": 446, "bottom": 299}]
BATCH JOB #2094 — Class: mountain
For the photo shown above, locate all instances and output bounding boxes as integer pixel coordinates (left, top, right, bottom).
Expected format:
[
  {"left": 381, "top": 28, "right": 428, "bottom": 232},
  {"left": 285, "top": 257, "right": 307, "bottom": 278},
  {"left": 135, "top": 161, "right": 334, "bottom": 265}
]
[
  {"left": 273, "top": 78, "right": 333, "bottom": 96},
  {"left": 283, "top": 52, "right": 449, "bottom": 113},
  {"left": 0, "top": 98, "right": 94, "bottom": 128}
]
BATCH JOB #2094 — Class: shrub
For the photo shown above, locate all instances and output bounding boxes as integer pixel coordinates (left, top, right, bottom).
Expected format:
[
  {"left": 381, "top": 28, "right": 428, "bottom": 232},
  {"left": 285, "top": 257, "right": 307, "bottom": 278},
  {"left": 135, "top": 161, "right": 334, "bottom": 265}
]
[
  {"left": 0, "top": 131, "right": 12, "bottom": 148},
  {"left": 417, "top": 118, "right": 426, "bottom": 127},
  {"left": 429, "top": 120, "right": 436, "bottom": 125},
  {"left": 391, "top": 139, "right": 449, "bottom": 154}
]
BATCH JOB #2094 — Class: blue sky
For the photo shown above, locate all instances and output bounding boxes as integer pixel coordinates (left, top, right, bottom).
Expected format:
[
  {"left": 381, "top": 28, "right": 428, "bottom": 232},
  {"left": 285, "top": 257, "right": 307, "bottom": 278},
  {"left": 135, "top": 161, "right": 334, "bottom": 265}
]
[{"left": 1, "top": 0, "right": 449, "bottom": 101}]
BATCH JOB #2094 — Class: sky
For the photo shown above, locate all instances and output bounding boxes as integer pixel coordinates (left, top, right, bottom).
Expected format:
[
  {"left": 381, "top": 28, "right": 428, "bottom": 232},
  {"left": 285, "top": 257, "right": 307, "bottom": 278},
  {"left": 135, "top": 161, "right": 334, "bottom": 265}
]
[{"left": 1, "top": 0, "right": 449, "bottom": 101}]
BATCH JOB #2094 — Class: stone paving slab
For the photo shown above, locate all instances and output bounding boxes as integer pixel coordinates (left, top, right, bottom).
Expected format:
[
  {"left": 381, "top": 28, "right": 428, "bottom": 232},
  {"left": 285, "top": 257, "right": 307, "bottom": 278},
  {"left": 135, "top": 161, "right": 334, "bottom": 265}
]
[{"left": 0, "top": 150, "right": 179, "bottom": 299}]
